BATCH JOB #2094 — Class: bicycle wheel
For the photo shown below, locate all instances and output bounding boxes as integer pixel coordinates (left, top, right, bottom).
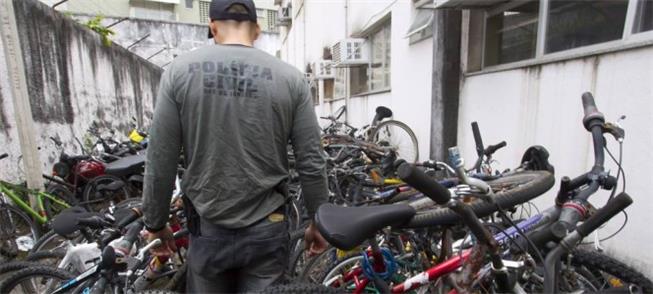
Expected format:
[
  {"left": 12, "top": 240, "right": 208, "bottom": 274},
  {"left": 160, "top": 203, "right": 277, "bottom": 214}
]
[
  {"left": 0, "top": 265, "right": 74, "bottom": 293},
  {"left": 567, "top": 249, "right": 653, "bottom": 293},
  {"left": 369, "top": 120, "right": 419, "bottom": 163},
  {"left": 26, "top": 250, "right": 66, "bottom": 267},
  {"left": 30, "top": 229, "right": 87, "bottom": 255},
  {"left": 0, "top": 204, "right": 40, "bottom": 261},
  {"left": 82, "top": 175, "right": 132, "bottom": 212},
  {"left": 406, "top": 171, "right": 554, "bottom": 227},
  {"left": 43, "top": 184, "right": 76, "bottom": 220}
]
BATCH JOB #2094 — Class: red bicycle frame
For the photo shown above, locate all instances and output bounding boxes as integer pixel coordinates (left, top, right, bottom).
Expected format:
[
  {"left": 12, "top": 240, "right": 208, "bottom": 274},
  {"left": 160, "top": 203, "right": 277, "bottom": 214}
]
[{"left": 326, "top": 249, "right": 473, "bottom": 294}]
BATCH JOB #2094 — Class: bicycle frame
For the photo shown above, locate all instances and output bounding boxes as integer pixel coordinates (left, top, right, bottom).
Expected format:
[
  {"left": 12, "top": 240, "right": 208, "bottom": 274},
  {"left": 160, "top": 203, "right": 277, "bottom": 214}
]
[
  {"left": 0, "top": 180, "right": 70, "bottom": 224},
  {"left": 326, "top": 208, "right": 560, "bottom": 293}
]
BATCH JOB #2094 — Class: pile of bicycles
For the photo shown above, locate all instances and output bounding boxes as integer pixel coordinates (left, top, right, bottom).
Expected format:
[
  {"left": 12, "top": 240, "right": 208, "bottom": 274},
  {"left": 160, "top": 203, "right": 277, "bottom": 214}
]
[
  {"left": 1, "top": 93, "right": 650, "bottom": 294},
  {"left": 0, "top": 119, "right": 149, "bottom": 262},
  {"left": 276, "top": 92, "right": 652, "bottom": 293}
]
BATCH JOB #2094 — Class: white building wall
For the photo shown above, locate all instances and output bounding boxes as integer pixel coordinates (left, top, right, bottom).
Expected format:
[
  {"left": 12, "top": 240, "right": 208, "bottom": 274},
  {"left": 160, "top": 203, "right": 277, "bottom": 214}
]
[
  {"left": 279, "top": 0, "right": 433, "bottom": 161},
  {"left": 458, "top": 46, "right": 653, "bottom": 278}
]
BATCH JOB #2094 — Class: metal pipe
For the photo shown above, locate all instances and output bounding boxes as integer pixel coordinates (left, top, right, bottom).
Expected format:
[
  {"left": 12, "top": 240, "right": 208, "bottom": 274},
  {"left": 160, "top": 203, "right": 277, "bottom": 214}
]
[
  {"left": 106, "top": 17, "right": 129, "bottom": 28},
  {"left": 146, "top": 47, "right": 167, "bottom": 60},
  {"left": 127, "top": 33, "right": 150, "bottom": 50}
]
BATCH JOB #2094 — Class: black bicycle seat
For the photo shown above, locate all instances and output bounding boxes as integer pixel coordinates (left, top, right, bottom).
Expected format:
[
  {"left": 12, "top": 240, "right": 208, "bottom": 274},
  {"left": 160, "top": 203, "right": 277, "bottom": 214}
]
[
  {"left": 51, "top": 206, "right": 103, "bottom": 236},
  {"left": 315, "top": 203, "right": 416, "bottom": 250}
]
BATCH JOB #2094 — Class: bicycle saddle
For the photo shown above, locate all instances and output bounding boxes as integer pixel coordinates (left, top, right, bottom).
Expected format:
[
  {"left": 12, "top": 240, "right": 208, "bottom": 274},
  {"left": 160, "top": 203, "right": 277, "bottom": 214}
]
[
  {"left": 104, "top": 154, "right": 145, "bottom": 177},
  {"left": 52, "top": 206, "right": 103, "bottom": 236},
  {"left": 315, "top": 203, "right": 416, "bottom": 250}
]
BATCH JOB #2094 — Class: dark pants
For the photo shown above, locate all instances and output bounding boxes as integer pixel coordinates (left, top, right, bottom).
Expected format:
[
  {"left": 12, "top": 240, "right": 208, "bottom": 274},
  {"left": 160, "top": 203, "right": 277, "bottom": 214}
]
[{"left": 186, "top": 213, "right": 289, "bottom": 293}]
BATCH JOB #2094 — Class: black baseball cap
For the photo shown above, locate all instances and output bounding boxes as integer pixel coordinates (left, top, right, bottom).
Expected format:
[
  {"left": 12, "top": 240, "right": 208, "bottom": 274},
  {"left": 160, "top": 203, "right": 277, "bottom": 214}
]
[{"left": 207, "top": 0, "right": 258, "bottom": 39}]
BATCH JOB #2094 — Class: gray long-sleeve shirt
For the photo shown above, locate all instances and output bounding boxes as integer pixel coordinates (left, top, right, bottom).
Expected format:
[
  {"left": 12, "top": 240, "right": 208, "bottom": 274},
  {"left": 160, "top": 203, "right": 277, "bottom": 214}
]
[{"left": 143, "top": 44, "right": 328, "bottom": 230}]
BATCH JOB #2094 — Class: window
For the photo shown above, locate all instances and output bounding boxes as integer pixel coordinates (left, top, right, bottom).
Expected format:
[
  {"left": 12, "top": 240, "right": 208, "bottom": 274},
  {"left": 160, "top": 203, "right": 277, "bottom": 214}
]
[
  {"left": 546, "top": 0, "right": 628, "bottom": 53},
  {"left": 199, "top": 0, "right": 210, "bottom": 23},
  {"left": 132, "top": 1, "right": 176, "bottom": 21},
  {"left": 268, "top": 10, "right": 278, "bottom": 32},
  {"left": 310, "top": 82, "right": 319, "bottom": 105},
  {"left": 185, "top": 0, "right": 193, "bottom": 9},
  {"left": 484, "top": 1, "right": 539, "bottom": 66},
  {"left": 324, "top": 79, "right": 335, "bottom": 101},
  {"left": 350, "top": 21, "right": 391, "bottom": 96},
  {"left": 634, "top": 0, "right": 653, "bottom": 33},
  {"left": 467, "top": 0, "right": 652, "bottom": 71},
  {"left": 334, "top": 68, "right": 346, "bottom": 99}
]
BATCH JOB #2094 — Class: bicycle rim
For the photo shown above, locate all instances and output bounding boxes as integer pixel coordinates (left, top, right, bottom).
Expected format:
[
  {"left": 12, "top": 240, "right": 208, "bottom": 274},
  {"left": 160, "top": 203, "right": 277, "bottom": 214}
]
[
  {"left": 370, "top": 121, "right": 418, "bottom": 163},
  {"left": 0, "top": 205, "right": 39, "bottom": 260}
]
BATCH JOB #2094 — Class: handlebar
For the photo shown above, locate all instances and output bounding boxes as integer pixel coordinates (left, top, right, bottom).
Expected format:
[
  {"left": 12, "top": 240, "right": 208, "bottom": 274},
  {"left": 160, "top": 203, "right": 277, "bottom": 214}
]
[
  {"left": 471, "top": 122, "right": 484, "bottom": 159},
  {"left": 484, "top": 141, "right": 507, "bottom": 156},
  {"left": 396, "top": 161, "right": 451, "bottom": 205},
  {"left": 0, "top": 153, "right": 7, "bottom": 160},
  {"left": 576, "top": 192, "right": 632, "bottom": 237},
  {"left": 115, "top": 207, "right": 142, "bottom": 230},
  {"left": 581, "top": 92, "right": 605, "bottom": 131}
]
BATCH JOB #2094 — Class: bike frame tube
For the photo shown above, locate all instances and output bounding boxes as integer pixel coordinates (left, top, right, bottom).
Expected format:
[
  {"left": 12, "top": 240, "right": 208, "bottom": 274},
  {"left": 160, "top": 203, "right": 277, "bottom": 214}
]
[
  {"left": 0, "top": 183, "right": 47, "bottom": 224},
  {"left": 330, "top": 206, "right": 564, "bottom": 293}
]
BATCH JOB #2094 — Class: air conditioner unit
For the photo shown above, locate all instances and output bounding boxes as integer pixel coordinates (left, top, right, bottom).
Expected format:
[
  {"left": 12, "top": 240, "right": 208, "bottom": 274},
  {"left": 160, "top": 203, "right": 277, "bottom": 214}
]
[
  {"left": 277, "top": 6, "right": 292, "bottom": 26},
  {"left": 313, "top": 60, "right": 335, "bottom": 79},
  {"left": 332, "top": 38, "right": 369, "bottom": 67}
]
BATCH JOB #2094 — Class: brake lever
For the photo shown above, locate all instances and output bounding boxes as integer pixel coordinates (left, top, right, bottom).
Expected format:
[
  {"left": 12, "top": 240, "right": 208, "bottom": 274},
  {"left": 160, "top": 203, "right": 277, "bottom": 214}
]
[{"left": 602, "top": 122, "right": 625, "bottom": 142}]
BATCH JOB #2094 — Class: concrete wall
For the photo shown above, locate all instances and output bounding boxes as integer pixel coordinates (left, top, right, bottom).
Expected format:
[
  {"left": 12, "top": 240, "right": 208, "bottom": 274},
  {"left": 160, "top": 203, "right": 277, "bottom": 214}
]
[
  {"left": 457, "top": 46, "right": 653, "bottom": 278},
  {"left": 279, "top": 0, "right": 434, "bottom": 161},
  {"left": 0, "top": 0, "right": 162, "bottom": 181},
  {"left": 71, "top": 15, "right": 280, "bottom": 68}
]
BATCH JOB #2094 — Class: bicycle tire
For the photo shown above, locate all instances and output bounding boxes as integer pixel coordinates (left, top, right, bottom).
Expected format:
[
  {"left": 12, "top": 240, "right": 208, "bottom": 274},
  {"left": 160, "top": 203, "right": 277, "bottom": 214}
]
[
  {"left": 26, "top": 250, "right": 66, "bottom": 266},
  {"left": 82, "top": 175, "right": 132, "bottom": 212},
  {"left": 0, "top": 204, "right": 40, "bottom": 261},
  {"left": 43, "top": 184, "right": 77, "bottom": 220},
  {"left": 406, "top": 171, "right": 554, "bottom": 227},
  {"left": 30, "top": 229, "right": 68, "bottom": 254},
  {"left": 369, "top": 120, "right": 419, "bottom": 163},
  {"left": 262, "top": 283, "right": 341, "bottom": 294},
  {"left": 0, "top": 261, "right": 37, "bottom": 279},
  {"left": 569, "top": 249, "right": 653, "bottom": 293},
  {"left": 287, "top": 227, "right": 308, "bottom": 281},
  {"left": 0, "top": 265, "right": 74, "bottom": 293}
]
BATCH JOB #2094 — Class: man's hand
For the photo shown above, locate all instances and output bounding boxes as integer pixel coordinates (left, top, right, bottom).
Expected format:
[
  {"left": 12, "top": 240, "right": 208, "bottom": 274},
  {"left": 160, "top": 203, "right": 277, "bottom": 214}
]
[
  {"left": 304, "top": 221, "right": 328, "bottom": 256},
  {"left": 147, "top": 226, "right": 177, "bottom": 257}
]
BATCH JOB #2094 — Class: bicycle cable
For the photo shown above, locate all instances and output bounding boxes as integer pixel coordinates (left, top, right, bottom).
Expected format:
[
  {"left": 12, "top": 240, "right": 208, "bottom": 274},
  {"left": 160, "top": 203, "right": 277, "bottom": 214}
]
[
  {"left": 490, "top": 198, "right": 546, "bottom": 270},
  {"left": 579, "top": 141, "right": 628, "bottom": 244}
]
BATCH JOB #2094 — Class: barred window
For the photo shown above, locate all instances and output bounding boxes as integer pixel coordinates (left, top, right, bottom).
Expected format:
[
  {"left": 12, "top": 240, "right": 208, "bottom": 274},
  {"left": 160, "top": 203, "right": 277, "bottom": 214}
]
[
  {"left": 199, "top": 1, "right": 210, "bottom": 23},
  {"left": 267, "top": 10, "right": 278, "bottom": 32}
]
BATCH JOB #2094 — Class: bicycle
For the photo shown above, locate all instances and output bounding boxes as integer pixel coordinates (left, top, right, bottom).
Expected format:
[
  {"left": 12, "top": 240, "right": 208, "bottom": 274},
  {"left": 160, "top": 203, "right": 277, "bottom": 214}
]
[
  {"left": 0, "top": 153, "right": 72, "bottom": 260},
  {"left": 321, "top": 106, "right": 419, "bottom": 163}
]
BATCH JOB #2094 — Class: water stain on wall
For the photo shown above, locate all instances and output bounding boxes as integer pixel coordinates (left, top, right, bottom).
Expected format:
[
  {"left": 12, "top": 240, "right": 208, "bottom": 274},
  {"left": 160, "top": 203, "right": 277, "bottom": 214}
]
[
  {"left": 12, "top": 0, "right": 162, "bottom": 126},
  {"left": 0, "top": 84, "right": 9, "bottom": 134}
]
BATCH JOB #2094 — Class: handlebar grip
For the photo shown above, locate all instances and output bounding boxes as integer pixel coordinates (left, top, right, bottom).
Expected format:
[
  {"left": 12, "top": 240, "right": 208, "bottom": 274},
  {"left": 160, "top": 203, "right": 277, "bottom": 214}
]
[
  {"left": 0, "top": 153, "right": 8, "bottom": 160},
  {"left": 576, "top": 192, "right": 632, "bottom": 237},
  {"left": 484, "top": 141, "right": 507, "bottom": 156},
  {"left": 396, "top": 162, "right": 451, "bottom": 205},
  {"left": 115, "top": 207, "right": 142, "bottom": 230},
  {"left": 471, "top": 122, "right": 484, "bottom": 157},
  {"left": 581, "top": 92, "right": 605, "bottom": 130},
  {"left": 122, "top": 220, "right": 144, "bottom": 244}
]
